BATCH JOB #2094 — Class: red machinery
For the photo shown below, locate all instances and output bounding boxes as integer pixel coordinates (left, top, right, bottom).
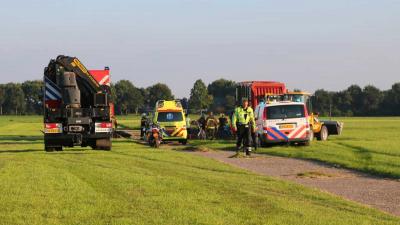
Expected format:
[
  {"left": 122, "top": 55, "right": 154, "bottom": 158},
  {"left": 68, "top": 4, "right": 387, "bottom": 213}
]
[{"left": 236, "top": 81, "right": 287, "bottom": 108}]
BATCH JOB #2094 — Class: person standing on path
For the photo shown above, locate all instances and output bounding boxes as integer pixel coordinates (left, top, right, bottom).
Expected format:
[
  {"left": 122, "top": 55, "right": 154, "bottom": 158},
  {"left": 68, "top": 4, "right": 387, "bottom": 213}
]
[{"left": 232, "top": 98, "right": 256, "bottom": 156}]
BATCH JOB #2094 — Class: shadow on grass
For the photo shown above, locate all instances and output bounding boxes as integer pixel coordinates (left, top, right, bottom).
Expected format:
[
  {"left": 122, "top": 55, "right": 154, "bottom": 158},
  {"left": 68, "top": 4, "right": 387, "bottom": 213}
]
[
  {"left": 0, "top": 149, "right": 41, "bottom": 154},
  {"left": 117, "top": 123, "right": 140, "bottom": 130},
  {"left": 256, "top": 146, "right": 400, "bottom": 179},
  {"left": 336, "top": 142, "right": 400, "bottom": 158},
  {"left": 0, "top": 148, "right": 92, "bottom": 154},
  {"left": 0, "top": 135, "right": 42, "bottom": 142},
  {"left": 108, "top": 147, "right": 250, "bottom": 175}
]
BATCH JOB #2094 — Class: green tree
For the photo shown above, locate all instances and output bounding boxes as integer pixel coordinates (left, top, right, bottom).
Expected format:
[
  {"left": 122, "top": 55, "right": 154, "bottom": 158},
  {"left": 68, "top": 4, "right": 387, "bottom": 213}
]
[
  {"left": 188, "top": 79, "right": 212, "bottom": 112},
  {"left": 207, "top": 79, "right": 236, "bottom": 112},
  {"left": 146, "top": 83, "right": 174, "bottom": 107},
  {"left": 0, "top": 84, "right": 5, "bottom": 115},
  {"left": 22, "top": 80, "right": 43, "bottom": 115},
  {"left": 139, "top": 87, "right": 150, "bottom": 110},
  {"left": 4, "top": 83, "right": 25, "bottom": 115},
  {"left": 311, "top": 89, "right": 333, "bottom": 116},
  {"left": 346, "top": 85, "right": 363, "bottom": 116},
  {"left": 383, "top": 83, "right": 400, "bottom": 115},
  {"left": 114, "top": 80, "right": 144, "bottom": 115},
  {"left": 109, "top": 83, "right": 117, "bottom": 103},
  {"left": 361, "top": 85, "right": 383, "bottom": 116},
  {"left": 333, "top": 90, "right": 353, "bottom": 116}
]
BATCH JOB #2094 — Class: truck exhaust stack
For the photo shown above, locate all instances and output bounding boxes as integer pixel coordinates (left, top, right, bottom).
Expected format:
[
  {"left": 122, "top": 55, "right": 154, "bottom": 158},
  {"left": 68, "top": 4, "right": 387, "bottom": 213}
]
[{"left": 59, "top": 72, "right": 81, "bottom": 109}]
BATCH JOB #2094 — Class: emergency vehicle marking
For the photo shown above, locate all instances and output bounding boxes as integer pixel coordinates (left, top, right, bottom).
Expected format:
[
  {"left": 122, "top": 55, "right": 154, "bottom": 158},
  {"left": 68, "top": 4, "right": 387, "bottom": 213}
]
[
  {"left": 98, "top": 75, "right": 110, "bottom": 86},
  {"left": 271, "top": 127, "right": 289, "bottom": 140},
  {"left": 44, "top": 77, "right": 62, "bottom": 101},
  {"left": 288, "top": 125, "right": 307, "bottom": 139},
  {"left": 266, "top": 129, "right": 280, "bottom": 140},
  {"left": 266, "top": 125, "right": 307, "bottom": 140}
]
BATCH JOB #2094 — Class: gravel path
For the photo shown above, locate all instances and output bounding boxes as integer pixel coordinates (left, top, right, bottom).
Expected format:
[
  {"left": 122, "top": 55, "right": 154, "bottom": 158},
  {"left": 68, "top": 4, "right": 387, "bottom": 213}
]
[{"left": 190, "top": 150, "right": 400, "bottom": 217}]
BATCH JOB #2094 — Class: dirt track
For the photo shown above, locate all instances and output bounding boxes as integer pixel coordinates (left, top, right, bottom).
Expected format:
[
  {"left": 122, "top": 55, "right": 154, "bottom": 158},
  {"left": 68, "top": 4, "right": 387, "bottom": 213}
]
[{"left": 190, "top": 150, "right": 400, "bottom": 217}]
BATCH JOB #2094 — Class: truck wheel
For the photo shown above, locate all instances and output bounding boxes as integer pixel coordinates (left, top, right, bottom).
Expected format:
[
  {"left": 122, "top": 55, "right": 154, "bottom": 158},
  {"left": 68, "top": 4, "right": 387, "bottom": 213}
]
[
  {"left": 258, "top": 134, "right": 269, "bottom": 147},
  {"left": 316, "top": 126, "right": 328, "bottom": 141},
  {"left": 181, "top": 139, "right": 188, "bottom": 145},
  {"left": 45, "top": 146, "right": 54, "bottom": 152},
  {"left": 256, "top": 134, "right": 261, "bottom": 147},
  {"left": 155, "top": 138, "right": 161, "bottom": 148},
  {"left": 95, "top": 138, "right": 112, "bottom": 151},
  {"left": 55, "top": 146, "right": 63, "bottom": 151},
  {"left": 309, "top": 130, "right": 314, "bottom": 142}
]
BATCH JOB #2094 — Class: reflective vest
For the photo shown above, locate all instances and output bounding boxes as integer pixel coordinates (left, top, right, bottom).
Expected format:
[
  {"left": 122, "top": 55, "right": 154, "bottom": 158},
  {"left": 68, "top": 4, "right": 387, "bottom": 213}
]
[{"left": 232, "top": 106, "right": 256, "bottom": 129}]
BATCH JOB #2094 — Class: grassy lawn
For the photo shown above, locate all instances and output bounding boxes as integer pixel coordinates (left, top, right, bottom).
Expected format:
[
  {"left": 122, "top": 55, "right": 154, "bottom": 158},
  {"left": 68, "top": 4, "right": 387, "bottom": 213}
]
[
  {"left": 191, "top": 117, "right": 400, "bottom": 179},
  {"left": 0, "top": 116, "right": 398, "bottom": 224},
  {"left": 258, "top": 117, "right": 400, "bottom": 178},
  {"left": 117, "top": 114, "right": 142, "bottom": 130}
]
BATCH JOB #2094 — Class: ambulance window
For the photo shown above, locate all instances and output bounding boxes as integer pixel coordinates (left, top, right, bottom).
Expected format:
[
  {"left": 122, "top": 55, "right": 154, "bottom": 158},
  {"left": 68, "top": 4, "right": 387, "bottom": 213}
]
[
  {"left": 266, "top": 105, "right": 305, "bottom": 120},
  {"left": 157, "top": 112, "right": 183, "bottom": 122}
]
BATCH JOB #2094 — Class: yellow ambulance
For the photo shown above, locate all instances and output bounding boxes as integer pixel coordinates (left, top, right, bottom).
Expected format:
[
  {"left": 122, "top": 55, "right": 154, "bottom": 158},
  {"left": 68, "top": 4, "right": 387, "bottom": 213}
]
[{"left": 153, "top": 100, "right": 188, "bottom": 145}]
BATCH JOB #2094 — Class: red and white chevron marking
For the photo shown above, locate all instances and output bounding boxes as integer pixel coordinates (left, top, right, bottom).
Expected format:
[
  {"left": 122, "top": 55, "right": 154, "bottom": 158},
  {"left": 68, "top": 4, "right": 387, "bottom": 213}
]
[
  {"left": 287, "top": 125, "right": 307, "bottom": 139},
  {"left": 98, "top": 75, "right": 110, "bottom": 86}
]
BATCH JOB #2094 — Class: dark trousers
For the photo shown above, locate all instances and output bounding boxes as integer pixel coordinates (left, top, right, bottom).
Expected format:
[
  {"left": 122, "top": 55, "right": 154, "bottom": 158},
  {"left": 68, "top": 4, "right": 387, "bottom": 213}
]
[
  {"left": 140, "top": 127, "right": 145, "bottom": 137},
  {"left": 236, "top": 124, "right": 251, "bottom": 148}
]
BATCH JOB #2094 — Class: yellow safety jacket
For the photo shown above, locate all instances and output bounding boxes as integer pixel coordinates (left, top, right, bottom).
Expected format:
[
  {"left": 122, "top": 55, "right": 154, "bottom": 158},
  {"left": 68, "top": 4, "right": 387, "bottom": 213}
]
[{"left": 232, "top": 106, "right": 256, "bottom": 129}]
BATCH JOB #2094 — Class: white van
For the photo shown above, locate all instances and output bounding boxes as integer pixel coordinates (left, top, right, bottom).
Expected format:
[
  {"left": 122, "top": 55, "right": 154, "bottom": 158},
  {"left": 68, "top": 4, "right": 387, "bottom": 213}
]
[{"left": 254, "top": 101, "right": 311, "bottom": 146}]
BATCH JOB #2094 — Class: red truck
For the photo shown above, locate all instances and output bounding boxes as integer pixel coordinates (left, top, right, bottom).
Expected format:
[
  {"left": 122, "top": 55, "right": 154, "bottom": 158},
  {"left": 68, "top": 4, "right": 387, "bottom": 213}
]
[
  {"left": 43, "top": 55, "right": 115, "bottom": 151},
  {"left": 236, "top": 81, "right": 287, "bottom": 108}
]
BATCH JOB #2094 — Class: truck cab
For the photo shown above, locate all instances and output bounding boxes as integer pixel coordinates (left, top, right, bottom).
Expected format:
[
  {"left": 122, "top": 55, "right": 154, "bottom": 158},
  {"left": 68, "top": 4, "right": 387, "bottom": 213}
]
[
  {"left": 255, "top": 101, "right": 312, "bottom": 146},
  {"left": 153, "top": 100, "right": 188, "bottom": 145}
]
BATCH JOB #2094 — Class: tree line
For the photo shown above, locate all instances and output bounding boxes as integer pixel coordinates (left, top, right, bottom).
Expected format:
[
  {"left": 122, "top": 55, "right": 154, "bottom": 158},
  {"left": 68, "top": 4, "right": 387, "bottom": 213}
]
[
  {"left": 311, "top": 83, "right": 400, "bottom": 116},
  {"left": 0, "top": 79, "right": 399, "bottom": 116}
]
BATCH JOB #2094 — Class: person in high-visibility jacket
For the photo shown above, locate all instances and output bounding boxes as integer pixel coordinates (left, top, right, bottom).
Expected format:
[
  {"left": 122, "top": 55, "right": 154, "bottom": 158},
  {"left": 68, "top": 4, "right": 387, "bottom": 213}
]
[{"left": 232, "top": 98, "right": 256, "bottom": 155}]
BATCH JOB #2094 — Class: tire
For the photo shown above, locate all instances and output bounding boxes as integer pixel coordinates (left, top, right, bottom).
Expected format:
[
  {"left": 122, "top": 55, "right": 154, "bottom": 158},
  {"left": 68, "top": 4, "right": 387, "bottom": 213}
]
[
  {"left": 316, "top": 126, "right": 328, "bottom": 141},
  {"left": 258, "top": 134, "right": 269, "bottom": 147},
  {"left": 148, "top": 139, "right": 154, "bottom": 147},
  {"left": 45, "top": 146, "right": 54, "bottom": 152},
  {"left": 55, "top": 146, "right": 63, "bottom": 151},
  {"left": 154, "top": 138, "right": 161, "bottom": 148},
  {"left": 94, "top": 138, "right": 112, "bottom": 151},
  {"left": 181, "top": 139, "right": 187, "bottom": 145},
  {"left": 309, "top": 130, "right": 314, "bottom": 142}
]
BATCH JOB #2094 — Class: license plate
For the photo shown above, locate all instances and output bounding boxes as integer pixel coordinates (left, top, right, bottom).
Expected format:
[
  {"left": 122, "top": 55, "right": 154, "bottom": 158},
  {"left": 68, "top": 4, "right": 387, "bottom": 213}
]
[
  {"left": 279, "top": 124, "right": 294, "bottom": 129},
  {"left": 45, "top": 128, "right": 62, "bottom": 134}
]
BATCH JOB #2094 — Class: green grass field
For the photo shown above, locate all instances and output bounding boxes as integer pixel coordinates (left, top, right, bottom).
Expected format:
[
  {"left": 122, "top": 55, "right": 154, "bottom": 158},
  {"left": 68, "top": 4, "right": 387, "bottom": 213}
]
[
  {"left": 0, "top": 116, "right": 399, "bottom": 224},
  {"left": 257, "top": 117, "right": 400, "bottom": 178},
  {"left": 190, "top": 117, "right": 400, "bottom": 179}
]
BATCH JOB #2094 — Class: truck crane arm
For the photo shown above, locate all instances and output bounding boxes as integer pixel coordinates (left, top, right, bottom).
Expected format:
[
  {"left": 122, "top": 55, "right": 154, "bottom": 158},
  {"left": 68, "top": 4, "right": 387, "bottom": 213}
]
[{"left": 45, "top": 55, "right": 103, "bottom": 95}]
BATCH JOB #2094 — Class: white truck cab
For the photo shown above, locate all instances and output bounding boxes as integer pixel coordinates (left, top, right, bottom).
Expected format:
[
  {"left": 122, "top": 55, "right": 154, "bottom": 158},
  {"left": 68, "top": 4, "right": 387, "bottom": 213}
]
[{"left": 254, "top": 101, "right": 311, "bottom": 146}]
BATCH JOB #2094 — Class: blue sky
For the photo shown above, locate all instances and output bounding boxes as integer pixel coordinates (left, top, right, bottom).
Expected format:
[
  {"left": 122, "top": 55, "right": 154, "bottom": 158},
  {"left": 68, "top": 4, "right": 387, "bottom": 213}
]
[{"left": 0, "top": 0, "right": 399, "bottom": 97}]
